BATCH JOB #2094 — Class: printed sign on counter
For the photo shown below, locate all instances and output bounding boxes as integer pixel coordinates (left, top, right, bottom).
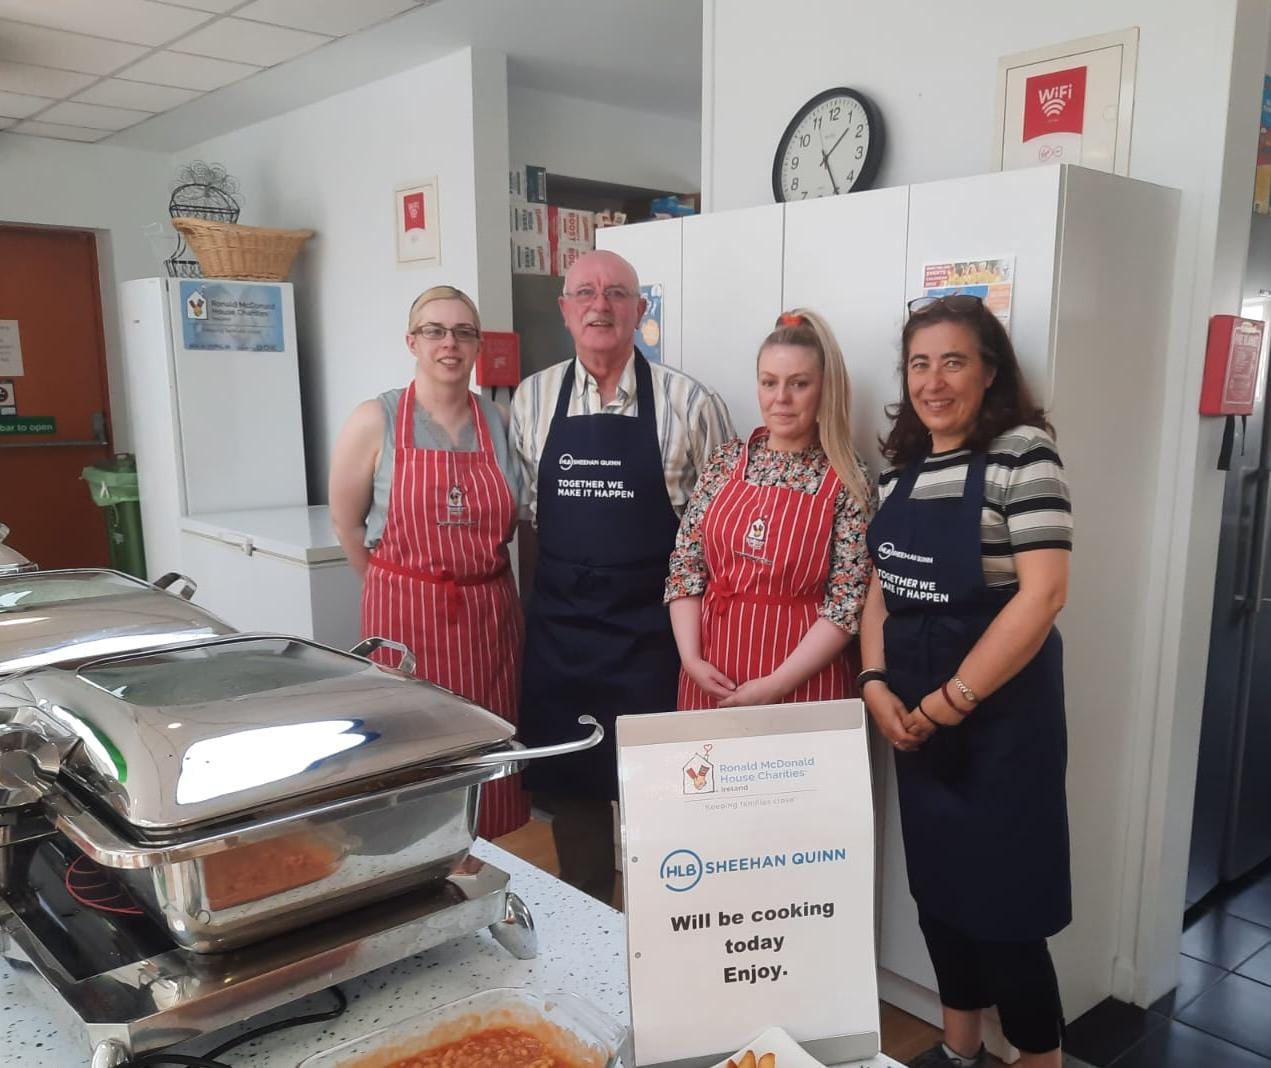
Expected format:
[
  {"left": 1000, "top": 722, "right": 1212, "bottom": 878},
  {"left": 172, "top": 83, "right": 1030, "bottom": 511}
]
[
  {"left": 618, "top": 701, "right": 879, "bottom": 1068},
  {"left": 180, "top": 281, "right": 286, "bottom": 352}
]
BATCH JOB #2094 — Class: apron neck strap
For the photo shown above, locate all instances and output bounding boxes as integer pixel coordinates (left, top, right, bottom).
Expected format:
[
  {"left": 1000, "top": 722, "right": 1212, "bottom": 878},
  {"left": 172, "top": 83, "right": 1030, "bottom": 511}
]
[{"left": 554, "top": 351, "right": 647, "bottom": 421}]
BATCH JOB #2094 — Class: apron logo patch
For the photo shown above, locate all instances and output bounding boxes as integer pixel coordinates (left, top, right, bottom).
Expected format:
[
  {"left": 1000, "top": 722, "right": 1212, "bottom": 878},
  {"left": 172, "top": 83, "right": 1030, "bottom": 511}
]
[
  {"left": 447, "top": 483, "right": 466, "bottom": 515},
  {"left": 876, "top": 541, "right": 935, "bottom": 565},
  {"left": 745, "top": 516, "right": 769, "bottom": 553}
]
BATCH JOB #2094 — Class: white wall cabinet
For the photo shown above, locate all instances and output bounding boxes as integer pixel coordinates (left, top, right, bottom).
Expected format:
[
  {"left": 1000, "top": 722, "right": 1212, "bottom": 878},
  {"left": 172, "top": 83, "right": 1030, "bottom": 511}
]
[
  {"left": 597, "top": 165, "right": 1180, "bottom": 1053},
  {"left": 680, "top": 204, "right": 785, "bottom": 436}
]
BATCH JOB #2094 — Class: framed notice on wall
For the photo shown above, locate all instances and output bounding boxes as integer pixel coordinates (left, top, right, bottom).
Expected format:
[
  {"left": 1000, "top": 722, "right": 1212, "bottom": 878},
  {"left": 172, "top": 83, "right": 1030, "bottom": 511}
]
[
  {"left": 993, "top": 28, "right": 1138, "bottom": 176},
  {"left": 394, "top": 178, "right": 440, "bottom": 266}
]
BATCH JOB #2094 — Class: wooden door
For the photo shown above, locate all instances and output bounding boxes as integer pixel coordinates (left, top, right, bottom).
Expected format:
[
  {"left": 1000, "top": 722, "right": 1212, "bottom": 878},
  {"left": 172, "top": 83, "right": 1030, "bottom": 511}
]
[{"left": 0, "top": 227, "right": 113, "bottom": 568}]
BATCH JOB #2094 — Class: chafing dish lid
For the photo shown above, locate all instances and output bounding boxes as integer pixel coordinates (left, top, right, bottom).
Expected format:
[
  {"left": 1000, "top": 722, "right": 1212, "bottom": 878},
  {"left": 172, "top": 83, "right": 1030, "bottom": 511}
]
[
  {"left": 19, "top": 635, "right": 514, "bottom": 831},
  {"left": 0, "top": 569, "right": 232, "bottom": 674}
]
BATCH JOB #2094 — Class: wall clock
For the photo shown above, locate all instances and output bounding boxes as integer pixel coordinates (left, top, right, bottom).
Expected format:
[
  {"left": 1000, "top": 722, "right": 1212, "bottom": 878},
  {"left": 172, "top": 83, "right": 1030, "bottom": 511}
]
[{"left": 772, "top": 87, "right": 884, "bottom": 202}]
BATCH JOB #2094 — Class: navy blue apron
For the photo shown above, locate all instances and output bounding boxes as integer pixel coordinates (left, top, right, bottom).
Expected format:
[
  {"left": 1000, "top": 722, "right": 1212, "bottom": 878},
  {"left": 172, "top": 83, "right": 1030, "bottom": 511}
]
[
  {"left": 866, "top": 451, "right": 1071, "bottom": 941},
  {"left": 520, "top": 352, "right": 681, "bottom": 800}
]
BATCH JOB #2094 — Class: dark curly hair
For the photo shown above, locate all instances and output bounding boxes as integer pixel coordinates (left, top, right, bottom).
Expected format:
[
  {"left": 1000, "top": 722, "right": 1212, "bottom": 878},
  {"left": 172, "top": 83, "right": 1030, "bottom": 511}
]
[{"left": 880, "top": 298, "right": 1052, "bottom": 467}]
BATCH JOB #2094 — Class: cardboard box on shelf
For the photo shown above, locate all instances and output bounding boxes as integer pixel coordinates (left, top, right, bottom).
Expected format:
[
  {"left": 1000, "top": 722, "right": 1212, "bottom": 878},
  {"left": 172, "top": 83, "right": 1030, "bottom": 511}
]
[
  {"left": 509, "top": 164, "right": 547, "bottom": 204},
  {"left": 512, "top": 238, "right": 550, "bottom": 276},
  {"left": 551, "top": 242, "right": 589, "bottom": 277},
  {"left": 549, "top": 205, "right": 595, "bottom": 247},
  {"left": 510, "top": 203, "right": 549, "bottom": 237}
]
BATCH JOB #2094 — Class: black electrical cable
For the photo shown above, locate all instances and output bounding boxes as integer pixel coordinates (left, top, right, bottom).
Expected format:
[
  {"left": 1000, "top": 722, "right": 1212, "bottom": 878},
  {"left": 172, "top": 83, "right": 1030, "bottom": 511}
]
[{"left": 128, "top": 986, "right": 348, "bottom": 1068}]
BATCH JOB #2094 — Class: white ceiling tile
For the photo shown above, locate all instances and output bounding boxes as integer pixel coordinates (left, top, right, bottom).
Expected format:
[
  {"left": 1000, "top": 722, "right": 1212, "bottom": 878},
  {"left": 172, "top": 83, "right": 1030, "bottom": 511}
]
[
  {"left": 0, "top": 19, "right": 148, "bottom": 75},
  {"left": 0, "top": 88, "right": 50, "bottom": 118},
  {"left": 39, "top": 100, "right": 152, "bottom": 131},
  {"left": 234, "top": 0, "right": 416, "bottom": 37},
  {"left": 0, "top": 61, "right": 96, "bottom": 97},
  {"left": 12, "top": 120, "right": 110, "bottom": 142},
  {"left": 0, "top": 116, "right": 15, "bottom": 129},
  {"left": 74, "top": 78, "right": 202, "bottom": 112},
  {"left": 0, "top": 0, "right": 212, "bottom": 47},
  {"left": 157, "top": 0, "right": 247, "bottom": 11},
  {"left": 115, "top": 50, "right": 259, "bottom": 91},
  {"left": 170, "top": 16, "right": 329, "bottom": 67}
]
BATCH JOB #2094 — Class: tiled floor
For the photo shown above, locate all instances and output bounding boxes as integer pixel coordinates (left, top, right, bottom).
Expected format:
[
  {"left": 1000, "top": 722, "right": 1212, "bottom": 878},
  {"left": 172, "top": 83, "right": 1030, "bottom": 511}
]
[{"left": 1063, "top": 859, "right": 1271, "bottom": 1067}]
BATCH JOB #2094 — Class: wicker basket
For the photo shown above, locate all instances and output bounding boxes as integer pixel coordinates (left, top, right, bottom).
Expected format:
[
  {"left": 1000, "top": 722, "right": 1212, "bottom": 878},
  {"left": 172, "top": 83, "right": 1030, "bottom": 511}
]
[{"left": 170, "top": 217, "right": 314, "bottom": 281}]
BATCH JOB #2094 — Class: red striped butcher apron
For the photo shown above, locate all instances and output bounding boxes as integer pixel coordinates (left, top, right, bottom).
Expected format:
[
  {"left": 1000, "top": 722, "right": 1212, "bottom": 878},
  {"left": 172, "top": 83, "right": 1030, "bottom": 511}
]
[
  {"left": 362, "top": 384, "right": 529, "bottom": 839},
  {"left": 678, "top": 429, "right": 851, "bottom": 710}
]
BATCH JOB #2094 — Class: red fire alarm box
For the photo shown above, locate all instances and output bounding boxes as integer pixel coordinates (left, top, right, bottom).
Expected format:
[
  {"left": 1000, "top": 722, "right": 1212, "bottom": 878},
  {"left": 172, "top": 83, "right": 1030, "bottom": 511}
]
[
  {"left": 476, "top": 331, "right": 521, "bottom": 388},
  {"left": 1200, "top": 315, "right": 1265, "bottom": 415}
]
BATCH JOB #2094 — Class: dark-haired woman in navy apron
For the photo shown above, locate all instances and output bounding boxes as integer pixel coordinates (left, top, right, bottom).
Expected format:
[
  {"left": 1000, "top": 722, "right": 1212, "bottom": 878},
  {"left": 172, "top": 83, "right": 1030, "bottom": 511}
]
[{"left": 860, "top": 296, "right": 1072, "bottom": 1068}]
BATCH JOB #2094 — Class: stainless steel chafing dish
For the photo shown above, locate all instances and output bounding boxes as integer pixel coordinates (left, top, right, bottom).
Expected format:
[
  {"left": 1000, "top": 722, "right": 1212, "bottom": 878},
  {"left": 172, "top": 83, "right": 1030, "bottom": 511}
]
[
  {"left": 0, "top": 565, "right": 233, "bottom": 675},
  {"left": 0, "top": 633, "right": 601, "bottom": 953}
]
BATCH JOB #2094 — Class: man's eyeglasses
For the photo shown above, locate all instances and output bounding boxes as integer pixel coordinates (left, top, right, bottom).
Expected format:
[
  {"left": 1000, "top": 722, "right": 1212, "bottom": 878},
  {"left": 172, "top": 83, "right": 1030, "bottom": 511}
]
[
  {"left": 562, "top": 285, "right": 637, "bottom": 304},
  {"left": 410, "top": 323, "right": 481, "bottom": 342},
  {"left": 906, "top": 294, "right": 985, "bottom": 316}
]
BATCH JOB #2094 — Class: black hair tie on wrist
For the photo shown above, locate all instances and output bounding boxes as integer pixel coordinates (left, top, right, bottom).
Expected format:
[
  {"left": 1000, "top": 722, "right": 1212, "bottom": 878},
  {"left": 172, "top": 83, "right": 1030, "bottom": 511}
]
[{"left": 917, "top": 700, "right": 941, "bottom": 729}]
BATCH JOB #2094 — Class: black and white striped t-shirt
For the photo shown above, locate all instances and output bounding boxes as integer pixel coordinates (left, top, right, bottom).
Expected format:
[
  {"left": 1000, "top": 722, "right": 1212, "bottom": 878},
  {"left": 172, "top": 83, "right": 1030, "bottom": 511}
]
[{"left": 877, "top": 425, "right": 1072, "bottom": 588}]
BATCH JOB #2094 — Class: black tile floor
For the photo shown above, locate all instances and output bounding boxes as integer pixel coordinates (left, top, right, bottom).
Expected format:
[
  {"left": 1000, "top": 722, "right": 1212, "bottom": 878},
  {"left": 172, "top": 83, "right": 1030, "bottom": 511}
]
[{"left": 1065, "top": 859, "right": 1271, "bottom": 1067}]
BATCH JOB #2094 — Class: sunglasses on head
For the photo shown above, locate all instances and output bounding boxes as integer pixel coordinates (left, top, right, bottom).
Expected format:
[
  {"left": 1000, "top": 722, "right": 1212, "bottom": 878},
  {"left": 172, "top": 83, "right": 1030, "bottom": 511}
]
[{"left": 906, "top": 294, "right": 986, "bottom": 316}]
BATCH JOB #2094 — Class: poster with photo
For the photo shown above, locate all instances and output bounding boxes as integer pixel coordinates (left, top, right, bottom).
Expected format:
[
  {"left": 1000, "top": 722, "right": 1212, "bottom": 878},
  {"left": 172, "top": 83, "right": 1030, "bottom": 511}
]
[{"left": 921, "top": 257, "right": 1015, "bottom": 329}]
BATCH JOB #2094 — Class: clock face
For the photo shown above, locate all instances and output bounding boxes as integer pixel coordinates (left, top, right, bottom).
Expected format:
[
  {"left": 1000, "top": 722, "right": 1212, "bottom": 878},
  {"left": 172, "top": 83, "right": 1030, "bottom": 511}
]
[{"left": 772, "top": 87, "right": 884, "bottom": 202}]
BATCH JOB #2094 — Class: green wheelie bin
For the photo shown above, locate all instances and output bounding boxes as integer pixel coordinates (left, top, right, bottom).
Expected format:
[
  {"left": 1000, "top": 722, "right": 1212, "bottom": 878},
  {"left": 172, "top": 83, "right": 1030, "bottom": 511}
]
[{"left": 82, "top": 454, "right": 147, "bottom": 579}]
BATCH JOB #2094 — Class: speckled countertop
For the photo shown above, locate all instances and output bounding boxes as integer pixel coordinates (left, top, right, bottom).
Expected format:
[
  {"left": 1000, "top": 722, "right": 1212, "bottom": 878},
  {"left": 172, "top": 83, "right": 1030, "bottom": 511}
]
[{"left": 0, "top": 841, "right": 899, "bottom": 1067}]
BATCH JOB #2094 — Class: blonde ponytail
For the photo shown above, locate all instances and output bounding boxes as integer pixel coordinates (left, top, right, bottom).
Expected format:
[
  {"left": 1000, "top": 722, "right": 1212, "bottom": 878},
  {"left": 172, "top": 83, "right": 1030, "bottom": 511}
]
[{"left": 759, "top": 308, "right": 872, "bottom": 512}]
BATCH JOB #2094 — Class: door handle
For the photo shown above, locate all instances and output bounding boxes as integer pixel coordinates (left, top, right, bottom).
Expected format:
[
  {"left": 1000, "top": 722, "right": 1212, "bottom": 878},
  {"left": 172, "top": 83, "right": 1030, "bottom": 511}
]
[{"left": 1234, "top": 470, "right": 1265, "bottom": 614}]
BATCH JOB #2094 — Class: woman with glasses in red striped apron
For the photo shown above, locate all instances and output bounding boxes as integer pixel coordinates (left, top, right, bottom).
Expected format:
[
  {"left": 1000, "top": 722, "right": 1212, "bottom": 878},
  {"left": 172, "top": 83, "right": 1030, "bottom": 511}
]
[
  {"left": 330, "top": 285, "right": 528, "bottom": 840},
  {"left": 666, "top": 309, "right": 874, "bottom": 710}
]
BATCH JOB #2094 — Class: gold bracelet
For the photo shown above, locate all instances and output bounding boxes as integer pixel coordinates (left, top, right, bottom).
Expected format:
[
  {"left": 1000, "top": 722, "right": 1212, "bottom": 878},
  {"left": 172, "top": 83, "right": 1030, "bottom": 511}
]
[{"left": 951, "top": 674, "right": 979, "bottom": 706}]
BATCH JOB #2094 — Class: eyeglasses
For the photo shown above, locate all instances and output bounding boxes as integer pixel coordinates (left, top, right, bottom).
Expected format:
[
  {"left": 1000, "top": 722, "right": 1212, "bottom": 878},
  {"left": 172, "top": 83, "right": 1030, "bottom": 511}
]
[
  {"left": 410, "top": 323, "right": 481, "bottom": 342},
  {"left": 906, "top": 294, "right": 985, "bottom": 316},
  {"left": 562, "top": 285, "right": 637, "bottom": 304}
]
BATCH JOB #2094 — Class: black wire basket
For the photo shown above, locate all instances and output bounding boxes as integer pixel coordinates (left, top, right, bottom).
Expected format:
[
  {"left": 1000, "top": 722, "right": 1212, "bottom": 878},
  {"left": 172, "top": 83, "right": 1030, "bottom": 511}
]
[{"left": 164, "top": 163, "right": 242, "bottom": 279}]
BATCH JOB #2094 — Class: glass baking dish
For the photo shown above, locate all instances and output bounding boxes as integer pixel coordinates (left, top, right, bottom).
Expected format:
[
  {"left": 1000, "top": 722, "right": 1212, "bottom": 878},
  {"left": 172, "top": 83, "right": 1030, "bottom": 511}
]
[{"left": 296, "top": 988, "right": 630, "bottom": 1067}]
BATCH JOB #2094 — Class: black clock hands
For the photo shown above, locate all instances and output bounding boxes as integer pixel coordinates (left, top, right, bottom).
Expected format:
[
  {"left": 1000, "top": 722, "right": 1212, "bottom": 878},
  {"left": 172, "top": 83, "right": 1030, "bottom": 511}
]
[
  {"left": 817, "top": 127, "right": 840, "bottom": 196},
  {"left": 823, "top": 111, "right": 855, "bottom": 163}
]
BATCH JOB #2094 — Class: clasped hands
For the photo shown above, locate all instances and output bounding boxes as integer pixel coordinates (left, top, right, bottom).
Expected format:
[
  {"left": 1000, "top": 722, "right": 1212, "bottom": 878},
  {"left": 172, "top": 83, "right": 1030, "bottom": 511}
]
[
  {"left": 863, "top": 682, "right": 963, "bottom": 750},
  {"left": 681, "top": 658, "right": 788, "bottom": 708}
]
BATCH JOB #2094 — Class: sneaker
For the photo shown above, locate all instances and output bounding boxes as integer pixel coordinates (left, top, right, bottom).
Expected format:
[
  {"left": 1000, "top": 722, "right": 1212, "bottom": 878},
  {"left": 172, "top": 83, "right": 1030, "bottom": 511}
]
[{"left": 908, "top": 1042, "right": 988, "bottom": 1068}]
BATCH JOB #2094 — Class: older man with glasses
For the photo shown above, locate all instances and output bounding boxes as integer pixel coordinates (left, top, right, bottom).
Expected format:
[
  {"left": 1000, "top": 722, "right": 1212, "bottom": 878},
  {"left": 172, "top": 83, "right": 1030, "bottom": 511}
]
[{"left": 511, "top": 249, "right": 734, "bottom": 905}]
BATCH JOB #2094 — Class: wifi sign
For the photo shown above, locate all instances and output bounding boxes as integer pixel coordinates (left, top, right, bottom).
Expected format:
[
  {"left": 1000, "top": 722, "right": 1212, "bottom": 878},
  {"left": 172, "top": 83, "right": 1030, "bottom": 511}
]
[
  {"left": 1022, "top": 65, "right": 1088, "bottom": 142},
  {"left": 1039, "top": 84, "right": 1072, "bottom": 118}
]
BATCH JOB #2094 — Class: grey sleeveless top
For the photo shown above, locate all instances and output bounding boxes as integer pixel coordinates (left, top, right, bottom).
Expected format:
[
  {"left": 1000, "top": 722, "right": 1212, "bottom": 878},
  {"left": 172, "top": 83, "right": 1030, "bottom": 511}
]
[{"left": 364, "top": 388, "right": 521, "bottom": 547}]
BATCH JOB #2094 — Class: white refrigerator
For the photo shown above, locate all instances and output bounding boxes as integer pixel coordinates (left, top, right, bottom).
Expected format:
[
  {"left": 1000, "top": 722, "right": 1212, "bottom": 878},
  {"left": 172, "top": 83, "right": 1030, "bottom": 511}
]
[
  {"left": 599, "top": 164, "right": 1180, "bottom": 1053},
  {"left": 120, "top": 277, "right": 359, "bottom": 645}
]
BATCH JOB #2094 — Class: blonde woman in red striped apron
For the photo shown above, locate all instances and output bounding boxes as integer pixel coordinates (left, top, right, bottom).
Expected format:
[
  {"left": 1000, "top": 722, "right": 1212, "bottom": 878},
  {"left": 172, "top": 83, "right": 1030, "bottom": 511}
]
[
  {"left": 667, "top": 309, "right": 875, "bottom": 709},
  {"left": 330, "top": 285, "right": 528, "bottom": 839}
]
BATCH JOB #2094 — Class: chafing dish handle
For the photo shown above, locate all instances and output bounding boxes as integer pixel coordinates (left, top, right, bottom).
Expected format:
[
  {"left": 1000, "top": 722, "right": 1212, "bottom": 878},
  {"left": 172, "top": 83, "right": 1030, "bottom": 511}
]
[
  {"left": 153, "top": 571, "right": 198, "bottom": 600},
  {"left": 447, "top": 715, "right": 605, "bottom": 768},
  {"left": 349, "top": 636, "right": 417, "bottom": 675}
]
